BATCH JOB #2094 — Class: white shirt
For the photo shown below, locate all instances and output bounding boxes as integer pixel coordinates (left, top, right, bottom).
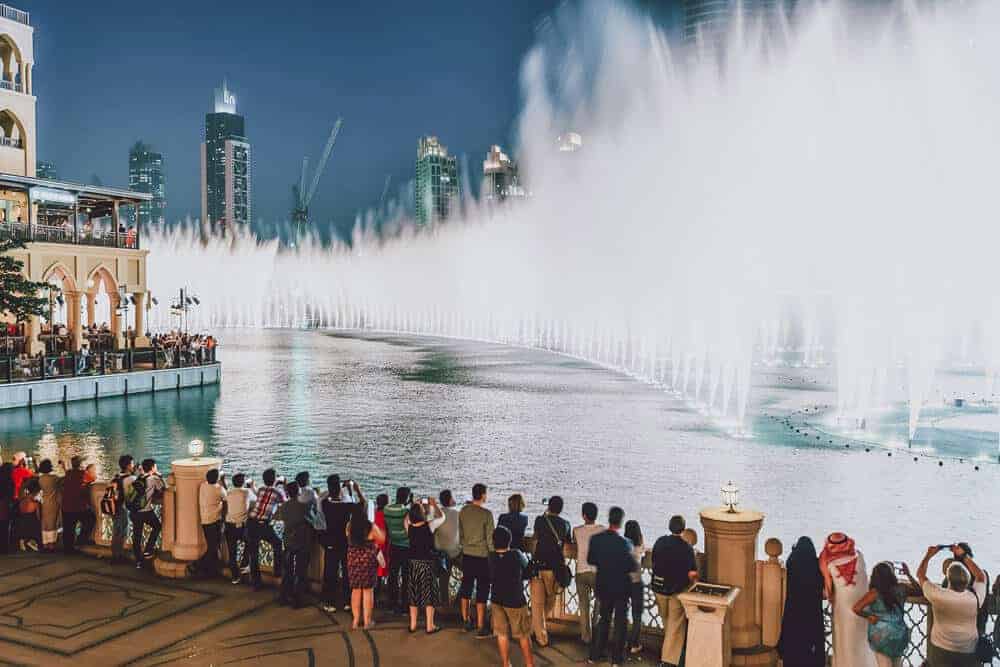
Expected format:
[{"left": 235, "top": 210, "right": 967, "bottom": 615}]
[
  {"left": 434, "top": 506, "right": 461, "bottom": 558},
  {"left": 198, "top": 482, "right": 226, "bottom": 525},
  {"left": 225, "top": 487, "right": 257, "bottom": 526},
  {"left": 922, "top": 579, "right": 987, "bottom": 654},
  {"left": 573, "top": 523, "right": 606, "bottom": 574}
]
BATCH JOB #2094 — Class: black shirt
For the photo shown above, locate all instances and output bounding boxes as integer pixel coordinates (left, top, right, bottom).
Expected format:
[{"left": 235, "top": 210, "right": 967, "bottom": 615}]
[
  {"left": 532, "top": 513, "right": 572, "bottom": 569},
  {"left": 498, "top": 512, "right": 528, "bottom": 551},
  {"left": 408, "top": 523, "right": 435, "bottom": 560},
  {"left": 490, "top": 549, "right": 529, "bottom": 608},
  {"left": 319, "top": 498, "right": 354, "bottom": 549},
  {"left": 651, "top": 534, "right": 697, "bottom": 595},
  {"left": 587, "top": 530, "right": 636, "bottom": 598}
]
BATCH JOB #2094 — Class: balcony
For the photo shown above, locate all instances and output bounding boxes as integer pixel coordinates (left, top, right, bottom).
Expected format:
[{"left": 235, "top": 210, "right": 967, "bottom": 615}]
[
  {"left": 0, "top": 3, "right": 28, "bottom": 26},
  {"left": 0, "top": 220, "right": 140, "bottom": 249},
  {"left": 0, "top": 79, "right": 23, "bottom": 94},
  {"left": 0, "top": 135, "right": 23, "bottom": 149}
]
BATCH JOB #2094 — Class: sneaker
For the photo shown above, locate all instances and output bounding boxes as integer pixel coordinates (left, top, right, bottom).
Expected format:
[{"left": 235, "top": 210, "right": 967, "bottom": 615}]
[
  {"left": 343, "top": 604, "right": 351, "bottom": 612},
  {"left": 241, "top": 566, "right": 251, "bottom": 574},
  {"left": 135, "top": 561, "right": 144, "bottom": 570},
  {"left": 321, "top": 604, "right": 337, "bottom": 613},
  {"left": 231, "top": 575, "right": 242, "bottom": 585}
]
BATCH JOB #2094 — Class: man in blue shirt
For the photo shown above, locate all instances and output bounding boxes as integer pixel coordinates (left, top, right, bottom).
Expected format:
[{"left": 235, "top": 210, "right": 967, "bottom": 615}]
[{"left": 586, "top": 506, "right": 636, "bottom": 666}]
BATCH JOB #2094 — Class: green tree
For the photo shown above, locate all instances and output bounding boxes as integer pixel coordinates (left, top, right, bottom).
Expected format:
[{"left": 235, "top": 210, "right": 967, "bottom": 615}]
[{"left": 0, "top": 236, "right": 50, "bottom": 323}]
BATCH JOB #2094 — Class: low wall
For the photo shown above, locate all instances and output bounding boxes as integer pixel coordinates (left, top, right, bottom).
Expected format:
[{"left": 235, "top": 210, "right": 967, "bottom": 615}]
[{"left": 0, "top": 363, "right": 221, "bottom": 410}]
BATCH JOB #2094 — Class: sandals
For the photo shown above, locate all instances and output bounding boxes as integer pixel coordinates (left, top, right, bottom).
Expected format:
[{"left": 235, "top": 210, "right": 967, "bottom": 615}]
[{"left": 426, "top": 626, "right": 442, "bottom": 635}]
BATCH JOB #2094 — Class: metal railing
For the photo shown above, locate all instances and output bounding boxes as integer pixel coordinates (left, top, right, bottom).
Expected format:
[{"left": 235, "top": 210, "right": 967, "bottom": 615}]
[
  {"left": 0, "top": 221, "right": 141, "bottom": 249},
  {"left": 0, "top": 347, "right": 219, "bottom": 384},
  {"left": 0, "top": 3, "right": 28, "bottom": 25},
  {"left": 0, "top": 79, "right": 24, "bottom": 93},
  {"left": 0, "top": 135, "right": 23, "bottom": 148}
]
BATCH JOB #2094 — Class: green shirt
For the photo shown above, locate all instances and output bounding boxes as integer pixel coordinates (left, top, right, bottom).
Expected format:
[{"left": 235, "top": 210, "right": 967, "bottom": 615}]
[
  {"left": 384, "top": 503, "right": 409, "bottom": 547},
  {"left": 459, "top": 502, "right": 495, "bottom": 558}
]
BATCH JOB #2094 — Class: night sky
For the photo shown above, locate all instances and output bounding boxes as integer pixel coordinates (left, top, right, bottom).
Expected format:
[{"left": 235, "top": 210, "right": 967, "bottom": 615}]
[{"left": 19, "top": 0, "right": 576, "bottom": 236}]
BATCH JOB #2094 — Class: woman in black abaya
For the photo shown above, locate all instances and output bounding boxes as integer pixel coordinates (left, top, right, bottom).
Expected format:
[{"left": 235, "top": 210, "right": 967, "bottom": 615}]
[{"left": 778, "top": 536, "right": 827, "bottom": 666}]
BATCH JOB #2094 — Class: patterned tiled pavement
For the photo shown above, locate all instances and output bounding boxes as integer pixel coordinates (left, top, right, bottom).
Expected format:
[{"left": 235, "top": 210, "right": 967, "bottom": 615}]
[{"left": 0, "top": 553, "right": 657, "bottom": 666}]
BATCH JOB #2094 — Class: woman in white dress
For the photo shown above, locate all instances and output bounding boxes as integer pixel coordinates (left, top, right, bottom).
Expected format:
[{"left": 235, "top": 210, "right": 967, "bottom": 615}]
[{"left": 820, "top": 532, "right": 877, "bottom": 667}]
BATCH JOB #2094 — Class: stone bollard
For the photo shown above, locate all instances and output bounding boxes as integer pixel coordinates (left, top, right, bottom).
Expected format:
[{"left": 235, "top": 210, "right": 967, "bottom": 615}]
[
  {"left": 154, "top": 456, "right": 221, "bottom": 578},
  {"left": 758, "top": 538, "right": 785, "bottom": 648},
  {"left": 678, "top": 582, "right": 741, "bottom": 667},
  {"left": 700, "top": 507, "right": 776, "bottom": 667}
]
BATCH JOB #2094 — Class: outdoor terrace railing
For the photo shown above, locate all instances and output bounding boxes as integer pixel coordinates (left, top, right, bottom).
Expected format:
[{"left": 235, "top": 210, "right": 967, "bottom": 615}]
[
  {"left": 0, "top": 3, "right": 28, "bottom": 25},
  {"left": 0, "top": 346, "right": 218, "bottom": 384},
  {"left": 0, "top": 136, "right": 23, "bottom": 148},
  {"left": 0, "top": 220, "right": 140, "bottom": 249},
  {"left": 0, "top": 79, "right": 23, "bottom": 93}
]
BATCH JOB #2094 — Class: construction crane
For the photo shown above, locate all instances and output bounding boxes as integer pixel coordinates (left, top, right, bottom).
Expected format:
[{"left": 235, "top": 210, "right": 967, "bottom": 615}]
[{"left": 291, "top": 118, "right": 343, "bottom": 227}]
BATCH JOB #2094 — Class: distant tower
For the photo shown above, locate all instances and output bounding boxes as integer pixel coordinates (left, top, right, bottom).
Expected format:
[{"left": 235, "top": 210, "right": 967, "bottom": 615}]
[
  {"left": 128, "top": 141, "right": 166, "bottom": 226},
  {"left": 0, "top": 5, "right": 36, "bottom": 176},
  {"left": 482, "top": 145, "right": 524, "bottom": 201},
  {"left": 415, "top": 136, "right": 459, "bottom": 225},
  {"left": 35, "top": 159, "right": 56, "bottom": 180},
  {"left": 201, "top": 81, "right": 251, "bottom": 234}
]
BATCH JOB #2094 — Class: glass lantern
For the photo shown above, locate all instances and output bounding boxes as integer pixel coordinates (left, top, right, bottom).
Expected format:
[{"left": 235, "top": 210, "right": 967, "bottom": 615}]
[
  {"left": 188, "top": 438, "right": 205, "bottom": 459},
  {"left": 721, "top": 480, "right": 739, "bottom": 513}
]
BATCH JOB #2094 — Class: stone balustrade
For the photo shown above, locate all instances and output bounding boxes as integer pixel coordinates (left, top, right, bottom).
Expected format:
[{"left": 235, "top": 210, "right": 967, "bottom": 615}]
[{"left": 78, "top": 468, "right": 999, "bottom": 667}]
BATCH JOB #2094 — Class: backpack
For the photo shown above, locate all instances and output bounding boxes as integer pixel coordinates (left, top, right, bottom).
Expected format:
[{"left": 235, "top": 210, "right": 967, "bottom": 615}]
[
  {"left": 100, "top": 485, "right": 118, "bottom": 516},
  {"left": 125, "top": 474, "right": 148, "bottom": 513}
]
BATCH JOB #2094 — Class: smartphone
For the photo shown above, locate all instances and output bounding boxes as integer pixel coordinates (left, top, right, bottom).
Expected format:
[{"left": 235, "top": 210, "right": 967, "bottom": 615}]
[{"left": 936, "top": 544, "right": 953, "bottom": 550}]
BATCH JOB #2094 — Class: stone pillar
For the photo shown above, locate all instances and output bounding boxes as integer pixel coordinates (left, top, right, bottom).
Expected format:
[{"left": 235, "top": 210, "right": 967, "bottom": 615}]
[
  {"left": 700, "top": 508, "right": 775, "bottom": 667},
  {"left": 86, "top": 291, "right": 95, "bottom": 327},
  {"left": 168, "top": 457, "right": 220, "bottom": 562},
  {"left": 678, "top": 583, "right": 741, "bottom": 667},
  {"left": 110, "top": 293, "right": 124, "bottom": 350},
  {"left": 67, "top": 291, "right": 83, "bottom": 351},
  {"left": 26, "top": 314, "right": 42, "bottom": 355},
  {"left": 133, "top": 292, "right": 149, "bottom": 346},
  {"left": 161, "top": 478, "right": 176, "bottom": 553}
]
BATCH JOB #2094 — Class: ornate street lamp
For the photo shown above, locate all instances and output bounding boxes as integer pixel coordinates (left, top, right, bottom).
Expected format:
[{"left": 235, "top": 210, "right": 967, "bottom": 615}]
[
  {"left": 721, "top": 480, "right": 740, "bottom": 513},
  {"left": 188, "top": 438, "right": 205, "bottom": 460}
]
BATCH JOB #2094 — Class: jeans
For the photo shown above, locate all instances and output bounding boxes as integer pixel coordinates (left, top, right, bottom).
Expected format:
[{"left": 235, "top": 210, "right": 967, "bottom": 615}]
[
  {"left": 280, "top": 547, "right": 312, "bottom": 605},
  {"left": 224, "top": 522, "right": 247, "bottom": 576},
  {"left": 197, "top": 520, "right": 223, "bottom": 576},
  {"left": 246, "top": 519, "right": 282, "bottom": 584},
  {"left": 655, "top": 592, "right": 688, "bottom": 665},
  {"left": 322, "top": 545, "right": 350, "bottom": 606},
  {"left": 388, "top": 543, "right": 410, "bottom": 609},
  {"left": 130, "top": 510, "right": 161, "bottom": 562},
  {"left": 590, "top": 593, "right": 628, "bottom": 664},
  {"left": 576, "top": 571, "right": 597, "bottom": 643},
  {"left": 627, "top": 581, "right": 644, "bottom": 648},
  {"left": 111, "top": 509, "right": 129, "bottom": 560},
  {"left": 62, "top": 510, "right": 96, "bottom": 553}
]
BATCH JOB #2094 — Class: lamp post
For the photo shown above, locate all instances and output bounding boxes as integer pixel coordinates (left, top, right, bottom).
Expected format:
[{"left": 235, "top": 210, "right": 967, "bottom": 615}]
[
  {"left": 721, "top": 480, "right": 740, "bottom": 513},
  {"left": 188, "top": 438, "right": 205, "bottom": 460}
]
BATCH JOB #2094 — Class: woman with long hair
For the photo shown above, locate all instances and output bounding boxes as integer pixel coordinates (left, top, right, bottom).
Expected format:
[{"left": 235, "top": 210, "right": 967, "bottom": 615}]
[
  {"left": 820, "top": 532, "right": 876, "bottom": 667},
  {"left": 777, "top": 536, "right": 826, "bottom": 666},
  {"left": 623, "top": 519, "right": 646, "bottom": 657},
  {"left": 36, "top": 459, "right": 61, "bottom": 552},
  {"left": 346, "top": 504, "right": 385, "bottom": 630},
  {"left": 852, "top": 562, "right": 912, "bottom": 667},
  {"left": 406, "top": 501, "right": 443, "bottom": 634}
]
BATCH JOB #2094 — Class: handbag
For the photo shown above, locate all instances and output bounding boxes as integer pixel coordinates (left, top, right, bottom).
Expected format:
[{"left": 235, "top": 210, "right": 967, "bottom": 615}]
[
  {"left": 542, "top": 515, "right": 573, "bottom": 589},
  {"left": 972, "top": 588, "right": 997, "bottom": 663}
]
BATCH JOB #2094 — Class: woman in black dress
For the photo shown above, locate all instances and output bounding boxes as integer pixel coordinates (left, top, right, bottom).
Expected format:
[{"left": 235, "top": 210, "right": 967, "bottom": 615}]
[
  {"left": 406, "top": 502, "right": 442, "bottom": 634},
  {"left": 778, "top": 536, "right": 826, "bottom": 667}
]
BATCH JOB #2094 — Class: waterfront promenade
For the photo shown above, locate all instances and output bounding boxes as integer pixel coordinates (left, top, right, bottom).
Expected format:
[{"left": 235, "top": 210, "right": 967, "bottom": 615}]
[{"left": 0, "top": 552, "right": 616, "bottom": 667}]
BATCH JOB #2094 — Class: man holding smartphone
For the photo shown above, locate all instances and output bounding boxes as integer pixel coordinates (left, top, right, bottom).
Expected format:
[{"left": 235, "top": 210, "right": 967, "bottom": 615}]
[{"left": 917, "top": 543, "right": 987, "bottom": 665}]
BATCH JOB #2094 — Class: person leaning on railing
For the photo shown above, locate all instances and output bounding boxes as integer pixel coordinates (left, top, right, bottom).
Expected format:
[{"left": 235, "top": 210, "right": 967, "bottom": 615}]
[
  {"left": 651, "top": 515, "right": 699, "bottom": 667},
  {"left": 917, "top": 543, "right": 987, "bottom": 666}
]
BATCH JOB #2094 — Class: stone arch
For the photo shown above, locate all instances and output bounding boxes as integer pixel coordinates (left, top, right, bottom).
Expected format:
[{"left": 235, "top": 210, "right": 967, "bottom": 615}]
[
  {"left": 41, "top": 261, "right": 78, "bottom": 294},
  {"left": 0, "top": 108, "right": 25, "bottom": 146},
  {"left": 0, "top": 34, "right": 23, "bottom": 81},
  {"left": 86, "top": 264, "right": 117, "bottom": 296}
]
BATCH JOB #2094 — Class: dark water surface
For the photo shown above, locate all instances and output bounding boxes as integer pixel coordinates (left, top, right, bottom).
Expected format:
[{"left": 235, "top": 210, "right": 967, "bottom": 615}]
[{"left": 1, "top": 330, "right": 996, "bottom": 566}]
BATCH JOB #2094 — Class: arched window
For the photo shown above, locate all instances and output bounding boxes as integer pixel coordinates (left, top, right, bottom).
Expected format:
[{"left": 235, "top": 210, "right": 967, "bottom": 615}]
[{"left": 0, "top": 109, "right": 24, "bottom": 148}]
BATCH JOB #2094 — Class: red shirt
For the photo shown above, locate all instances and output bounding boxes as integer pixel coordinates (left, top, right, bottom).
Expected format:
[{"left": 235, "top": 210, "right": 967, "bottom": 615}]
[{"left": 11, "top": 466, "right": 33, "bottom": 498}]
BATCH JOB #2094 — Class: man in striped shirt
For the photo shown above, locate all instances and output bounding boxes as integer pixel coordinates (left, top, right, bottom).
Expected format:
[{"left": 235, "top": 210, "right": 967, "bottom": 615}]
[{"left": 245, "top": 468, "right": 286, "bottom": 589}]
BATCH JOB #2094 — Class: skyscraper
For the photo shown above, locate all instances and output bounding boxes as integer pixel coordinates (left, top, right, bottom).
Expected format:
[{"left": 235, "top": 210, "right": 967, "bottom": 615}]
[
  {"left": 415, "top": 136, "right": 459, "bottom": 226},
  {"left": 127, "top": 141, "right": 165, "bottom": 226},
  {"left": 482, "top": 144, "right": 524, "bottom": 201},
  {"left": 201, "top": 81, "right": 251, "bottom": 233}
]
